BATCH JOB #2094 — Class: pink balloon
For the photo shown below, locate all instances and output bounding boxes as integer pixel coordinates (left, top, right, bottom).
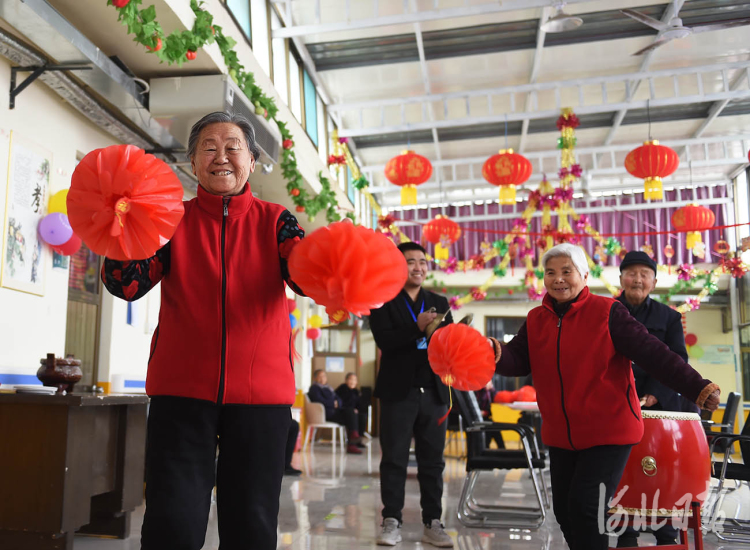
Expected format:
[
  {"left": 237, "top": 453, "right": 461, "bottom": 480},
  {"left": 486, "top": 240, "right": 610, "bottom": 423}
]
[{"left": 38, "top": 213, "right": 73, "bottom": 246}]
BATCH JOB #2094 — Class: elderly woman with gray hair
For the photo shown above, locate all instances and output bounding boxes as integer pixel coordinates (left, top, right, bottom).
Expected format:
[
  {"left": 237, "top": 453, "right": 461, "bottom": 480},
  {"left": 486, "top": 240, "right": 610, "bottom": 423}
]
[
  {"left": 101, "top": 112, "right": 305, "bottom": 550},
  {"left": 490, "top": 243, "right": 719, "bottom": 550}
]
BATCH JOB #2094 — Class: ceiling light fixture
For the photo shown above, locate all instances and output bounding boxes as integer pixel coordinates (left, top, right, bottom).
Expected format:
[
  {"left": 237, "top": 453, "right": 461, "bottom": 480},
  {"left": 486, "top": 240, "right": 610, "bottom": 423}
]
[{"left": 541, "top": 3, "right": 583, "bottom": 33}]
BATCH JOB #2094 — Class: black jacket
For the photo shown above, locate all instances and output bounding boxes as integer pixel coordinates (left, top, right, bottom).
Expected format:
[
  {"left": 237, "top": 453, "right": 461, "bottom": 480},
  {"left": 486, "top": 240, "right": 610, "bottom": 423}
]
[
  {"left": 335, "top": 384, "right": 360, "bottom": 409},
  {"left": 308, "top": 384, "right": 341, "bottom": 418},
  {"left": 616, "top": 294, "right": 698, "bottom": 413},
  {"left": 369, "top": 288, "right": 453, "bottom": 404}
]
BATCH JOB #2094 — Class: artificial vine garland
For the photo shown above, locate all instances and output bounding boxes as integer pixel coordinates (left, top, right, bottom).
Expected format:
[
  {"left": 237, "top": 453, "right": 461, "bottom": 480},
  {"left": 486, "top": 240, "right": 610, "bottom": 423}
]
[{"left": 107, "top": 0, "right": 341, "bottom": 222}]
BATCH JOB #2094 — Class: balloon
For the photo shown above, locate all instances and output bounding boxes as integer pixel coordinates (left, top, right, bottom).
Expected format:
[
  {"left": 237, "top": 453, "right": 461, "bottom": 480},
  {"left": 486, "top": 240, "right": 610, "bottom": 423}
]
[
  {"left": 306, "top": 327, "right": 321, "bottom": 340},
  {"left": 511, "top": 390, "right": 520, "bottom": 402},
  {"left": 689, "top": 345, "right": 704, "bottom": 360},
  {"left": 68, "top": 144, "right": 184, "bottom": 260},
  {"left": 289, "top": 314, "right": 297, "bottom": 329},
  {"left": 292, "top": 308, "right": 301, "bottom": 320},
  {"left": 51, "top": 234, "right": 82, "bottom": 256},
  {"left": 493, "top": 390, "right": 514, "bottom": 404},
  {"left": 516, "top": 385, "right": 537, "bottom": 402},
  {"left": 685, "top": 333, "right": 698, "bottom": 347},
  {"left": 38, "top": 213, "right": 73, "bottom": 246},
  {"left": 288, "top": 221, "right": 407, "bottom": 320},
  {"left": 48, "top": 189, "right": 69, "bottom": 214},
  {"left": 427, "top": 324, "right": 495, "bottom": 391},
  {"left": 287, "top": 298, "right": 297, "bottom": 313},
  {"left": 308, "top": 314, "right": 323, "bottom": 329}
]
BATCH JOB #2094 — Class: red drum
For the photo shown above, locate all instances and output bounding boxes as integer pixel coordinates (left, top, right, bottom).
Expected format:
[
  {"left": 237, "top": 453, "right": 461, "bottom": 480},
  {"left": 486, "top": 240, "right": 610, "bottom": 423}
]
[{"left": 614, "top": 411, "right": 710, "bottom": 513}]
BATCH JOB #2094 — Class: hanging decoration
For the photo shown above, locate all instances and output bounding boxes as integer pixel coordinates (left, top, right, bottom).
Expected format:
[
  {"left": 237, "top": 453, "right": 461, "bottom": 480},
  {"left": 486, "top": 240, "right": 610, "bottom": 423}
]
[
  {"left": 624, "top": 141, "right": 679, "bottom": 201},
  {"left": 671, "top": 204, "right": 716, "bottom": 252},
  {"left": 422, "top": 215, "right": 462, "bottom": 260},
  {"left": 427, "top": 323, "right": 495, "bottom": 392},
  {"left": 482, "top": 149, "right": 532, "bottom": 204},
  {"left": 385, "top": 150, "right": 433, "bottom": 205}
]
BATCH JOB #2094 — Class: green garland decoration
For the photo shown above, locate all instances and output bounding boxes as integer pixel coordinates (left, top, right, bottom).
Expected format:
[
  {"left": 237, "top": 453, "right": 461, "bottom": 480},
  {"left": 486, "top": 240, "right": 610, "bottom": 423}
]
[{"left": 107, "top": 0, "right": 341, "bottom": 222}]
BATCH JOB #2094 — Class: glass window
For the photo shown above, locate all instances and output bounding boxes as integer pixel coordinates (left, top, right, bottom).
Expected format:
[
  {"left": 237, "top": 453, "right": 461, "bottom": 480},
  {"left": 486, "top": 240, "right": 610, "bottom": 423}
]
[
  {"left": 270, "top": 10, "right": 288, "bottom": 105},
  {"left": 317, "top": 96, "right": 327, "bottom": 163},
  {"left": 303, "top": 70, "right": 318, "bottom": 146},
  {"left": 227, "top": 0, "right": 251, "bottom": 41},
  {"left": 250, "top": 0, "right": 270, "bottom": 77},
  {"left": 347, "top": 166, "right": 356, "bottom": 204},
  {"left": 289, "top": 55, "right": 302, "bottom": 123}
]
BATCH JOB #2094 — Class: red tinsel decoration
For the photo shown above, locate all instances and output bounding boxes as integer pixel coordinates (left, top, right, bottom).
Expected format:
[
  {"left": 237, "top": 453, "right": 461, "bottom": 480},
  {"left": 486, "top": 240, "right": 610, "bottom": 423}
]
[{"left": 556, "top": 113, "right": 580, "bottom": 130}]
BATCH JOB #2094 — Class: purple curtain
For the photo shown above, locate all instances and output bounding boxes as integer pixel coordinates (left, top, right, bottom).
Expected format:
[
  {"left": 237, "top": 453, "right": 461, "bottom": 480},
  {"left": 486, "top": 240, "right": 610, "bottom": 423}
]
[{"left": 397, "top": 189, "right": 729, "bottom": 268}]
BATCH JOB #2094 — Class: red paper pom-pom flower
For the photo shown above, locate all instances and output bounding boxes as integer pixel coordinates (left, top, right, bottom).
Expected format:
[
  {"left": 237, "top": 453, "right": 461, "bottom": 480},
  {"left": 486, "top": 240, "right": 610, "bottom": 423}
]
[
  {"left": 68, "top": 145, "right": 184, "bottom": 260},
  {"left": 288, "top": 221, "right": 407, "bottom": 319},
  {"left": 516, "top": 385, "right": 537, "bottom": 402},
  {"left": 427, "top": 324, "right": 495, "bottom": 391}
]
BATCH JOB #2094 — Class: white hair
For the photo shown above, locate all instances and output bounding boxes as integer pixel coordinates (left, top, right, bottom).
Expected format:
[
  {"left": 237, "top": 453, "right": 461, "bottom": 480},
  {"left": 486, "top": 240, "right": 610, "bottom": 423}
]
[{"left": 542, "top": 243, "right": 589, "bottom": 278}]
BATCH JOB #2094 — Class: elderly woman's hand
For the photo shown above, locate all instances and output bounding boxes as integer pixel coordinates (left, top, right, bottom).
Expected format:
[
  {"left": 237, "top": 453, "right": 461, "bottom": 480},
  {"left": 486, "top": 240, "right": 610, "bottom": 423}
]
[{"left": 704, "top": 390, "right": 720, "bottom": 411}]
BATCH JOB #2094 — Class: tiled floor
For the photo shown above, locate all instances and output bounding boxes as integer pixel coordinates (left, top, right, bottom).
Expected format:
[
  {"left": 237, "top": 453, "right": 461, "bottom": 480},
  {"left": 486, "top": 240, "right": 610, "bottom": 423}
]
[{"left": 74, "top": 439, "right": 750, "bottom": 549}]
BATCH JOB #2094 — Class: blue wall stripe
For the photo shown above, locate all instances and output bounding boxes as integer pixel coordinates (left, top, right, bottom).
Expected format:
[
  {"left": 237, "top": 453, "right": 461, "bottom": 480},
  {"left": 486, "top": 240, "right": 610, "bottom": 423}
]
[
  {"left": 124, "top": 380, "right": 146, "bottom": 389},
  {"left": 0, "top": 374, "right": 41, "bottom": 385}
]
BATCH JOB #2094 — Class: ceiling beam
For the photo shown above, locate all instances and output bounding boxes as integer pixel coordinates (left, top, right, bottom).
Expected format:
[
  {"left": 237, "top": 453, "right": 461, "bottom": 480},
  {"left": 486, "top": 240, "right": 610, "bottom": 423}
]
[
  {"left": 271, "top": 0, "right": 594, "bottom": 38},
  {"left": 518, "top": 8, "right": 548, "bottom": 154},
  {"left": 413, "top": 20, "right": 441, "bottom": 164}
]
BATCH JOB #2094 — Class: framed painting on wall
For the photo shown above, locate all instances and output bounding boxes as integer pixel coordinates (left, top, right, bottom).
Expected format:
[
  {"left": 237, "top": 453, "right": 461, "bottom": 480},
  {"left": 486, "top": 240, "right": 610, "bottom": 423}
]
[{"left": 1, "top": 132, "right": 51, "bottom": 296}]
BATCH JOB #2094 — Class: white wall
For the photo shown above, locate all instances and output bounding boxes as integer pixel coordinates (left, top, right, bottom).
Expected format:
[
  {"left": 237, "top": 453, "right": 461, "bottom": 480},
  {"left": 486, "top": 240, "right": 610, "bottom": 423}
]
[{"left": 0, "top": 55, "right": 115, "bottom": 384}]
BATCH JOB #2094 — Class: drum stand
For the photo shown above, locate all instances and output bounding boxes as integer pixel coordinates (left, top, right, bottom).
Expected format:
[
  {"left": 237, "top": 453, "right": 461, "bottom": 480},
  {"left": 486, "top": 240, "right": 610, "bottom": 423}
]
[{"left": 608, "top": 501, "right": 703, "bottom": 550}]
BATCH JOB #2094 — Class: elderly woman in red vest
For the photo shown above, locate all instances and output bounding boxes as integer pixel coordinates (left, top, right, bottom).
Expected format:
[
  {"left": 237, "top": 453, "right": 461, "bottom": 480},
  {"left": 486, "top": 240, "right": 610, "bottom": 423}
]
[
  {"left": 491, "top": 243, "right": 719, "bottom": 550},
  {"left": 101, "top": 112, "right": 304, "bottom": 550}
]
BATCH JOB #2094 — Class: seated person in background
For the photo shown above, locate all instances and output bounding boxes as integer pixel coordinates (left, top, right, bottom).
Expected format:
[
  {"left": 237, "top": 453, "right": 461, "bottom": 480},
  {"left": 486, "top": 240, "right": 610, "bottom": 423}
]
[
  {"left": 335, "top": 372, "right": 370, "bottom": 437},
  {"left": 474, "top": 380, "right": 504, "bottom": 449},
  {"left": 284, "top": 419, "right": 302, "bottom": 476},
  {"left": 308, "top": 369, "right": 364, "bottom": 454}
]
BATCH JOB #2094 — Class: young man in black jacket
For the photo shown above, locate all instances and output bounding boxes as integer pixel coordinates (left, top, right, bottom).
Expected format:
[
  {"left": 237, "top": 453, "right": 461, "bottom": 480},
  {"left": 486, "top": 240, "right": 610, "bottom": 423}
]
[{"left": 369, "top": 242, "right": 454, "bottom": 548}]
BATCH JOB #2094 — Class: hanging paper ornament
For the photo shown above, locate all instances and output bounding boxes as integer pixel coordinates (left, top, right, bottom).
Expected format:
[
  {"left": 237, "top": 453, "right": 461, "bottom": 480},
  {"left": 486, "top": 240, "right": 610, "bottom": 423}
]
[
  {"left": 624, "top": 140, "right": 679, "bottom": 201},
  {"left": 289, "top": 314, "right": 297, "bottom": 329},
  {"left": 308, "top": 315, "right": 323, "bottom": 329},
  {"left": 38, "top": 213, "right": 73, "bottom": 246},
  {"left": 291, "top": 308, "right": 301, "bottom": 320},
  {"left": 482, "top": 149, "right": 532, "bottom": 205},
  {"left": 714, "top": 240, "right": 730, "bottom": 255},
  {"left": 671, "top": 204, "right": 715, "bottom": 251},
  {"left": 48, "top": 189, "right": 69, "bottom": 215},
  {"left": 306, "top": 327, "right": 322, "bottom": 340},
  {"left": 384, "top": 150, "right": 433, "bottom": 205},
  {"left": 422, "top": 215, "right": 461, "bottom": 260},
  {"left": 688, "top": 345, "right": 704, "bottom": 360},
  {"left": 427, "top": 323, "right": 495, "bottom": 392},
  {"left": 68, "top": 144, "right": 184, "bottom": 260},
  {"left": 685, "top": 333, "right": 698, "bottom": 347},
  {"left": 288, "top": 221, "right": 407, "bottom": 320},
  {"left": 51, "top": 233, "right": 82, "bottom": 256},
  {"left": 287, "top": 298, "right": 297, "bottom": 313}
]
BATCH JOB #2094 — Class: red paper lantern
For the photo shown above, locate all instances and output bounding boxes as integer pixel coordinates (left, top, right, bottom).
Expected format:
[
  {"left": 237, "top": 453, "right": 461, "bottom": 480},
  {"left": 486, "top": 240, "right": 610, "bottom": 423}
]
[
  {"left": 624, "top": 140, "right": 679, "bottom": 201},
  {"left": 306, "top": 328, "right": 322, "bottom": 340},
  {"left": 427, "top": 324, "right": 495, "bottom": 391},
  {"left": 671, "top": 204, "right": 715, "bottom": 251},
  {"left": 288, "top": 221, "right": 407, "bottom": 320},
  {"left": 68, "top": 145, "right": 184, "bottom": 260},
  {"left": 384, "top": 150, "right": 433, "bottom": 205},
  {"left": 422, "top": 215, "right": 461, "bottom": 261},
  {"left": 482, "top": 149, "right": 532, "bottom": 205}
]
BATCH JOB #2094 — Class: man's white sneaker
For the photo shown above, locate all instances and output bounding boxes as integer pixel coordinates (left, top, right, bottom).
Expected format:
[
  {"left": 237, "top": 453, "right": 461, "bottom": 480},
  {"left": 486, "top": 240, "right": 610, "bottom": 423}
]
[
  {"left": 376, "top": 517, "right": 402, "bottom": 546},
  {"left": 422, "top": 520, "right": 454, "bottom": 547}
]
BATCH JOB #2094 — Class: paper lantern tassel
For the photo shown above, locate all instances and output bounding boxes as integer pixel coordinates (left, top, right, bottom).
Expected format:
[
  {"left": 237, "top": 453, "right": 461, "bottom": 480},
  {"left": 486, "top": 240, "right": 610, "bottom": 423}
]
[
  {"left": 686, "top": 231, "right": 702, "bottom": 250},
  {"left": 400, "top": 184, "right": 417, "bottom": 205},
  {"left": 644, "top": 177, "right": 663, "bottom": 201},
  {"left": 434, "top": 243, "right": 449, "bottom": 261},
  {"left": 498, "top": 185, "right": 516, "bottom": 205}
]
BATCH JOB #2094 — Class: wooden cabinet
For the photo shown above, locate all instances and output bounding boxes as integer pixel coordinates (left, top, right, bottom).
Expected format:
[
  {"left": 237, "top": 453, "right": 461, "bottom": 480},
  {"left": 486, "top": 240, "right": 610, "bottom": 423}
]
[{"left": 0, "top": 394, "right": 148, "bottom": 550}]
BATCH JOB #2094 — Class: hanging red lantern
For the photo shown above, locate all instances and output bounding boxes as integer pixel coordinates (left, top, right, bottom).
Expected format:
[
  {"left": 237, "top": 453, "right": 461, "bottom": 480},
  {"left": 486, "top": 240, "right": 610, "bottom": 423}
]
[
  {"left": 672, "top": 204, "right": 715, "bottom": 251},
  {"left": 482, "top": 149, "right": 532, "bottom": 205},
  {"left": 422, "top": 215, "right": 461, "bottom": 261},
  {"left": 624, "top": 140, "right": 679, "bottom": 201},
  {"left": 714, "top": 240, "right": 730, "bottom": 255},
  {"left": 384, "top": 150, "right": 433, "bottom": 205},
  {"left": 427, "top": 324, "right": 495, "bottom": 392}
]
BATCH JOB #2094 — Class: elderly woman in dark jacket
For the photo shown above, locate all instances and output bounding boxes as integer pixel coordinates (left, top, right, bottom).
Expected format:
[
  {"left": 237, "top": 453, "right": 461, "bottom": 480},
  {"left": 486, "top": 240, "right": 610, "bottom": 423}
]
[
  {"left": 490, "top": 243, "right": 719, "bottom": 550},
  {"left": 101, "top": 112, "right": 305, "bottom": 550}
]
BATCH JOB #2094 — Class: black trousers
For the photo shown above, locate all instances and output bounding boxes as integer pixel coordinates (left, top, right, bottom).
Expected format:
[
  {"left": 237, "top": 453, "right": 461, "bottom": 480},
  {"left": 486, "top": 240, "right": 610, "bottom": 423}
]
[
  {"left": 329, "top": 407, "right": 359, "bottom": 433},
  {"left": 285, "top": 419, "right": 300, "bottom": 468},
  {"left": 380, "top": 387, "right": 448, "bottom": 524},
  {"left": 548, "top": 444, "right": 632, "bottom": 550},
  {"left": 141, "top": 396, "right": 291, "bottom": 550}
]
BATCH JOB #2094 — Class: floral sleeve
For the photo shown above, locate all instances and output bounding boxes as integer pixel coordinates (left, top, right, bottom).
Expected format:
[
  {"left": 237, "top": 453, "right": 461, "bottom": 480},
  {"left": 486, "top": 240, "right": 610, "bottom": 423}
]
[
  {"left": 100, "top": 243, "right": 171, "bottom": 302},
  {"left": 277, "top": 210, "right": 305, "bottom": 296}
]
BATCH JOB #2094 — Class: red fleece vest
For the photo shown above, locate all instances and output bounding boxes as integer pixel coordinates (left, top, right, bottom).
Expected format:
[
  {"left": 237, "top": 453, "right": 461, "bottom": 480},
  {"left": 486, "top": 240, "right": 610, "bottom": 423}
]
[
  {"left": 146, "top": 184, "right": 295, "bottom": 405},
  {"left": 527, "top": 287, "right": 643, "bottom": 450}
]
